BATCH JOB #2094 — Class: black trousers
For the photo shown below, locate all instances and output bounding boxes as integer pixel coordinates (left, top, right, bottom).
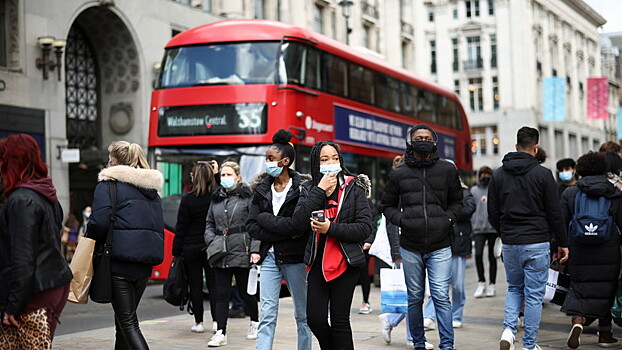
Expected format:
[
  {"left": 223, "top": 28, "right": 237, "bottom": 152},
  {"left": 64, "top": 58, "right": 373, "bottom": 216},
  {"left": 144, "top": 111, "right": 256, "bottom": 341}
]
[
  {"left": 111, "top": 274, "right": 149, "bottom": 350},
  {"left": 213, "top": 267, "right": 259, "bottom": 334},
  {"left": 474, "top": 233, "right": 498, "bottom": 284},
  {"left": 183, "top": 250, "right": 217, "bottom": 324},
  {"left": 307, "top": 263, "right": 361, "bottom": 350},
  {"left": 357, "top": 251, "right": 371, "bottom": 303}
]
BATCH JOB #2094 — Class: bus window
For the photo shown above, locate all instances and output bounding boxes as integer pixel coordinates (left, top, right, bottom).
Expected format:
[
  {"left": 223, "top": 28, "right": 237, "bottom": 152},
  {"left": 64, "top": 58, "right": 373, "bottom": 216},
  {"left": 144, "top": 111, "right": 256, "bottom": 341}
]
[
  {"left": 158, "top": 42, "right": 279, "bottom": 88},
  {"left": 437, "top": 96, "right": 459, "bottom": 129},
  {"left": 402, "top": 82, "right": 414, "bottom": 117},
  {"left": 374, "top": 74, "right": 388, "bottom": 110},
  {"left": 305, "top": 48, "right": 322, "bottom": 90},
  {"left": 280, "top": 42, "right": 305, "bottom": 85},
  {"left": 326, "top": 54, "right": 348, "bottom": 97},
  {"left": 388, "top": 78, "right": 401, "bottom": 113},
  {"left": 417, "top": 90, "right": 436, "bottom": 123},
  {"left": 349, "top": 64, "right": 373, "bottom": 105}
]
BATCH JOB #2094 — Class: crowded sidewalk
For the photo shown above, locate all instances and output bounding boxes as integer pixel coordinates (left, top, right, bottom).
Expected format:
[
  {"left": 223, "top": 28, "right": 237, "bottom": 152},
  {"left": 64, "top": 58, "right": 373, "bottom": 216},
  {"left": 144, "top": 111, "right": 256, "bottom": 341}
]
[{"left": 52, "top": 261, "right": 614, "bottom": 350}]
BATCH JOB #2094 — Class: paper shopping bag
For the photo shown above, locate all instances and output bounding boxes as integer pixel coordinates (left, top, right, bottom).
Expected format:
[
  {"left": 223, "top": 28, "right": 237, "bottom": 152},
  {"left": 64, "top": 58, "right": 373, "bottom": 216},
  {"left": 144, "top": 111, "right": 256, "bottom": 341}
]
[
  {"left": 68, "top": 236, "right": 95, "bottom": 304},
  {"left": 380, "top": 268, "right": 408, "bottom": 313}
]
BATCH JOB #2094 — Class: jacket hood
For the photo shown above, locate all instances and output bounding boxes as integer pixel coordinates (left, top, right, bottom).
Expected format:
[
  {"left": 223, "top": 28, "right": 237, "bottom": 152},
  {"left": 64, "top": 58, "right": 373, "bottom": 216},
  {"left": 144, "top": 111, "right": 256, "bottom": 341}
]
[
  {"left": 249, "top": 169, "right": 311, "bottom": 192},
  {"left": 98, "top": 166, "right": 164, "bottom": 192},
  {"left": 212, "top": 182, "right": 253, "bottom": 201},
  {"left": 577, "top": 175, "right": 621, "bottom": 199},
  {"left": 14, "top": 178, "right": 58, "bottom": 203},
  {"left": 501, "top": 152, "right": 539, "bottom": 175}
]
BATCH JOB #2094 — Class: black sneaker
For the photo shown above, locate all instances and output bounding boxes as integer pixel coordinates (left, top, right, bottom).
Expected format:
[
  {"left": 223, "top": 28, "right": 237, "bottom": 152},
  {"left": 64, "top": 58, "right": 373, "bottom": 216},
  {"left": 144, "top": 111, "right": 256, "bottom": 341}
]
[{"left": 228, "top": 307, "right": 246, "bottom": 318}]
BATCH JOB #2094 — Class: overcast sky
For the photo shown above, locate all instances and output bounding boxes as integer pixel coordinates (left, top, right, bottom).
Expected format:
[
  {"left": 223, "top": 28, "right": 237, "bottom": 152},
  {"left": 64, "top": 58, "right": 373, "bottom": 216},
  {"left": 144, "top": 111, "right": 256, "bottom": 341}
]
[{"left": 583, "top": 0, "right": 622, "bottom": 33}]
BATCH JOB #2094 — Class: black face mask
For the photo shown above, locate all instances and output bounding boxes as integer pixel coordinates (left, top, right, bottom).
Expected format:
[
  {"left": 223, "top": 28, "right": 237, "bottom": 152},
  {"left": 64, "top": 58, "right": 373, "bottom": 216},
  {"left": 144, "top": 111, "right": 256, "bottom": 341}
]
[
  {"left": 480, "top": 176, "right": 491, "bottom": 186},
  {"left": 411, "top": 141, "right": 435, "bottom": 158}
]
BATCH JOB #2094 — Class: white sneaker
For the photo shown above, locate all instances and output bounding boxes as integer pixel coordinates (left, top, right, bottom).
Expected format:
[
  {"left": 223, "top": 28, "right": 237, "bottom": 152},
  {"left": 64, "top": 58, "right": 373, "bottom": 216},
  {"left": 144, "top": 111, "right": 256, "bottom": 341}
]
[
  {"left": 212, "top": 321, "right": 218, "bottom": 333},
  {"left": 452, "top": 320, "right": 463, "bottom": 328},
  {"left": 191, "top": 323, "right": 205, "bottom": 333},
  {"left": 517, "top": 315, "right": 524, "bottom": 329},
  {"left": 486, "top": 284, "right": 496, "bottom": 297},
  {"left": 358, "top": 302, "right": 372, "bottom": 314},
  {"left": 423, "top": 317, "right": 436, "bottom": 330},
  {"left": 522, "top": 345, "right": 542, "bottom": 350},
  {"left": 246, "top": 321, "right": 259, "bottom": 340},
  {"left": 208, "top": 330, "right": 227, "bottom": 347},
  {"left": 405, "top": 341, "right": 434, "bottom": 349},
  {"left": 378, "top": 313, "right": 393, "bottom": 343},
  {"left": 493, "top": 237, "right": 503, "bottom": 258},
  {"left": 474, "top": 282, "right": 486, "bottom": 298},
  {"left": 425, "top": 341, "right": 434, "bottom": 349},
  {"left": 500, "top": 328, "right": 515, "bottom": 350}
]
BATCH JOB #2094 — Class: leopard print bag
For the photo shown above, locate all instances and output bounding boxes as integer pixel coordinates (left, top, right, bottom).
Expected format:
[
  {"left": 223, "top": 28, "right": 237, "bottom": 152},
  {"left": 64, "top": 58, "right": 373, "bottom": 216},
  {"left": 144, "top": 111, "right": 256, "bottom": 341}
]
[{"left": 0, "top": 308, "right": 51, "bottom": 350}]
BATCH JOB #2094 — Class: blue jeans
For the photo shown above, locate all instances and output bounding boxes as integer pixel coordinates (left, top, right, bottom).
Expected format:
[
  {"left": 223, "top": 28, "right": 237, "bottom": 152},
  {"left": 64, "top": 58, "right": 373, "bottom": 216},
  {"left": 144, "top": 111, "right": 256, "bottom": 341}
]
[
  {"left": 256, "top": 252, "right": 312, "bottom": 350},
  {"left": 386, "top": 312, "right": 412, "bottom": 341},
  {"left": 401, "top": 247, "right": 453, "bottom": 350},
  {"left": 423, "top": 256, "right": 467, "bottom": 322},
  {"left": 502, "top": 242, "right": 550, "bottom": 349}
]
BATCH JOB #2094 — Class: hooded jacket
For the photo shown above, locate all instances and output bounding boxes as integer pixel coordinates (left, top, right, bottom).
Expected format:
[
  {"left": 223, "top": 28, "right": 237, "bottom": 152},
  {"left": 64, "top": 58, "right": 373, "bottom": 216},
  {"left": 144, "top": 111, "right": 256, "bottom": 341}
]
[
  {"left": 380, "top": 153, "right": 463, "bottom": 254},
  {"left": 87, "top": 165, "right": 165, "bottom": 278},
  {"left": 247, "top": 170, "right": 310, "bottom": 265},
  {"left": 452, "top": 188, "right": 476, "bottom": 256},
  {"left": 470, "top": 172, "right": 496, "bottom": 235},
  {"left": 487, "top": 152, "right": 567, "bottom": 247},
  {"left": 204, "top": 183, "right": 260, "bottom": 269},
  {"left": 560, "top": 176, "right": 622, "bottom": 318},
  {"left": 290, "top": 174, "right": 372, "bottom": 268},
  {"left": 0, "top": 179, "right": 72, "bottom": 316}
]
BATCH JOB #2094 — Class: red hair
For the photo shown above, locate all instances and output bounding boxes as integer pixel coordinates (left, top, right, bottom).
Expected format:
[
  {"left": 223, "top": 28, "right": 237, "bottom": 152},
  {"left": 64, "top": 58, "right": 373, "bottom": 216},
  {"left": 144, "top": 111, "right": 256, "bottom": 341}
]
[{"left": 0, "top": 134, "right": 48, "bottom": 194}]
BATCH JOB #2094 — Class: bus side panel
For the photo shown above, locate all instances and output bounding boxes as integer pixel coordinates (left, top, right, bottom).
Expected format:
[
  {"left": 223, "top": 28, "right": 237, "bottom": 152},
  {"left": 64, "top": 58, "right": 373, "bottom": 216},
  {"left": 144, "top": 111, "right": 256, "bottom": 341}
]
[{"left": 151, "top": 228, "right": 175, "bottom": 280}]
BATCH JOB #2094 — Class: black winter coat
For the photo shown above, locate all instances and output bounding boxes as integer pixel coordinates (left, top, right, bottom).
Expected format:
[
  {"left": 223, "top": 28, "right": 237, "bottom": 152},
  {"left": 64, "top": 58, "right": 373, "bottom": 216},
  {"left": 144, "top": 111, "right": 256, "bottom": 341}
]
[
  {"left": 380, "top": 155, "right": 463, "bottom": 254},
  {"left": 487, "top": 152, "right": 568, "bottom": 247},
  {"left": 291, "top": 175, "right": 372, "bottom": 268},
  {"left": 174, "top": 192, "right": 212, "bottom": 257},
  {"left": 560, "top": 176, "right": 622, "bottom": 318},
  {"left": 87, "top": 165, "right": 165, "bottom": 278},
  {"left": 0, "top": 185, "right": 72, "bottom": 316},
  {"left": 247, "top": 170, "right": 310, "bottom": 265},
  {"left": 452, "top": 188, "right": 476, "bottom": 256}
]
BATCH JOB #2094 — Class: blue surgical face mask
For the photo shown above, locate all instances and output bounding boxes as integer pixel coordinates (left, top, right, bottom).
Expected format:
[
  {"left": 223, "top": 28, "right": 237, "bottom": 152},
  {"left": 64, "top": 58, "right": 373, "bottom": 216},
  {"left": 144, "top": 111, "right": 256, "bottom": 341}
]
[
  {"left": 319, "top": 163, "right": 342, "bottom": 175},
  {"left": 220, "top": 177, "right": 236, "bottom": 189},
  {"left": 265, "top": 161, "right": 284, "bottom": 177},
  {"left": 559, "top": 171, "right": 574, "bottom": 182}
]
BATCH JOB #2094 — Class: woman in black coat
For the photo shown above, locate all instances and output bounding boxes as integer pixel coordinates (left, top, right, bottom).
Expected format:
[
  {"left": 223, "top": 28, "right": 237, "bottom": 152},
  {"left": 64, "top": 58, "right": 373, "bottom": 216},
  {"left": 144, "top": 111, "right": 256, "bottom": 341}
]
[
  {"left": 0, "top": 134, "right": 72, "bottom": 340},
  {"left": 291, "top": 140, "right": 372, "bottom": 350},
  {"left": 87, "top": 141, "right": 164, "bottom": 350},
  {"left": 561, "top": 151, "right": 622, "bottom": 348},
  {"left": 173, "top": 161, "right": 218, "bottom": 334}
]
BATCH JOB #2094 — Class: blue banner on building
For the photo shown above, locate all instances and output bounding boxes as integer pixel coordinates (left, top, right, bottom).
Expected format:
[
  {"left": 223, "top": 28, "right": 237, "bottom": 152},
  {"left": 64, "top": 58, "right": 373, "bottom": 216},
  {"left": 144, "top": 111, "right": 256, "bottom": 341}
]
[
  {"left": 542, "top": 77, "right": 566, "bottom": 122},
  {"left": 333, "top": 106, "right": 456, "bottom": 161},
  {"left": 617, "top": 107, "right": 622, "bottom": 140}
]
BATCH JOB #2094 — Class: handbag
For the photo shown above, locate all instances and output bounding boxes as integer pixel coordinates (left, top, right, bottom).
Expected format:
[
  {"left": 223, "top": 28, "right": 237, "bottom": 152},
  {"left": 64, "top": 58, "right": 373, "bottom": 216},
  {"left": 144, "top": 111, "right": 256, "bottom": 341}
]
[
  {"left": 0, "top": 308, "right": 51, "bottom": 349},
  {"left": 68, "top": 236, "right": 96, "bottom": 304},
  {"left": 380, "top": 266, "right": 408, "bottom": 313},
  {"left": 206, "top": 235, "right": 229, "bottom": 265},
  {"left": 90, "top": 181, "right": 117, "bottom": 304},
  {"left": 543, "top": 261, "right": 570, "bottom": 306},
  {"left": 163, "top": 256, "right": 193, "bottom": 314}
]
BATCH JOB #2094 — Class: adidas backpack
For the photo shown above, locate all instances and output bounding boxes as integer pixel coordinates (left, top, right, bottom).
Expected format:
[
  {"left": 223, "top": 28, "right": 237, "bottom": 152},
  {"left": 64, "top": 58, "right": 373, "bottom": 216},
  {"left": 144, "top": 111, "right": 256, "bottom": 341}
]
[{"left": 568, "top": 191, "right": 618, "bottom": 245}]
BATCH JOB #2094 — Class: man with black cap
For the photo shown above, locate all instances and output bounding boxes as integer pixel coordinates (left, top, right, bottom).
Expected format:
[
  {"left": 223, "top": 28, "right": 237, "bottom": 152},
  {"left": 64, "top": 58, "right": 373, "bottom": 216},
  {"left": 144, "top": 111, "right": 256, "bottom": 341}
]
[{"left": 381, "top": 124, "right": 463, "bottom": 350}]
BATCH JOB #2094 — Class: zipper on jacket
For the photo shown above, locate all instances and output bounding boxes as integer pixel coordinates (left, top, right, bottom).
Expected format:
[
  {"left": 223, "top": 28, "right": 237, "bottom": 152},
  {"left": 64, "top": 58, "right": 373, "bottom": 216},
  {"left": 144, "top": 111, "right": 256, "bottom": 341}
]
[{"left": 423, "top": 168, "right": 429, "bottom": 252}]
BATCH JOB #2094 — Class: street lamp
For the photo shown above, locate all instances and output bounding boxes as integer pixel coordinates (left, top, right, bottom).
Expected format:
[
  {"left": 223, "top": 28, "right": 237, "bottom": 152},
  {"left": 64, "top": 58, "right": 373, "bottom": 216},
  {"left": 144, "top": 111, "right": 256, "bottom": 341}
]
[{"left": 339, "top": 0, "right": 354, "bottom": 45}]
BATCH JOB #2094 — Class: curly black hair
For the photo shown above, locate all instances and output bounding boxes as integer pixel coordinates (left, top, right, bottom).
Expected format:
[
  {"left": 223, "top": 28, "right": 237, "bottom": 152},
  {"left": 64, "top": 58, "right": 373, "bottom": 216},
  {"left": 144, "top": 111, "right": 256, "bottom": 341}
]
[
  {"left": 309, "top": 140, "right": 354, "bottom": 185},
  {"left": 269, "top": 129, "right": 295, "bottom": 168},
  {"left": 576, "top": 151, "right": 606, "bottom": 177}
]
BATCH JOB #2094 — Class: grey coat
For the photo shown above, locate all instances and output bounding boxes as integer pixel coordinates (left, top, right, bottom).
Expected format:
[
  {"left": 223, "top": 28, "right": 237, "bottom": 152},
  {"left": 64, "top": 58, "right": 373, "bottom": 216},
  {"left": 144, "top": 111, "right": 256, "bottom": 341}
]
[{"left": 204, "top": 184, "right": 260, "bottom": 269}]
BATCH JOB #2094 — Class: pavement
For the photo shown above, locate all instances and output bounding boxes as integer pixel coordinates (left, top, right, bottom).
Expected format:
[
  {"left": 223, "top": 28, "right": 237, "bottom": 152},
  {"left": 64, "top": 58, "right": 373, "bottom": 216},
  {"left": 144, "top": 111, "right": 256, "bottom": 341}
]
[{"left": 53, "top": 260, "right": 617, "bottom": 349}]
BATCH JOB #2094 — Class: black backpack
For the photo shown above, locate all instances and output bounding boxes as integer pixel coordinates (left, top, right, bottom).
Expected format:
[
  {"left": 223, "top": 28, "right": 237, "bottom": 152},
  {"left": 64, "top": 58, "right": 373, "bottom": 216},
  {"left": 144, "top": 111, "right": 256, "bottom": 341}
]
[{"left": 163, "top": 256, "right": 193, "bottom": 314}]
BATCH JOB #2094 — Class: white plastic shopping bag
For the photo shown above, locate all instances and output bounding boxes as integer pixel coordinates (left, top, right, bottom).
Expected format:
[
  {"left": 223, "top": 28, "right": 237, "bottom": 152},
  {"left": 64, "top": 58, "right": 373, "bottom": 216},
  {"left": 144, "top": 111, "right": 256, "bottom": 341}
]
[
  {"left": 380, "top": 267, "right": 408, "bottom": 313},
  {"left": 369, "top": 215, "right": 393, "bottom": 266}
]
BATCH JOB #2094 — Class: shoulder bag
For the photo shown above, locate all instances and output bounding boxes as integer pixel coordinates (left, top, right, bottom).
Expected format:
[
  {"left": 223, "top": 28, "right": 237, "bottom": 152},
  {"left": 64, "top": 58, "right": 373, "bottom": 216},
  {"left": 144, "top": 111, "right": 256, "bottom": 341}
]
[{"left": 89, "top": 181, "right": 117, "bottom": 304}]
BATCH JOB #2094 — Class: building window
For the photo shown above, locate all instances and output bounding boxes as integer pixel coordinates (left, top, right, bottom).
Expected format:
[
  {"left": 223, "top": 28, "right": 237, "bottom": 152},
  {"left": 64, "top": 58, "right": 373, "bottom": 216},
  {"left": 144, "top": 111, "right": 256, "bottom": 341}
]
[
  {"left": 254, "top": 0, "right": 266, "bottom": 19},
  {"left": 430, "top": 40, "right": 437, "bottom": 74},
  {"left": 454, "top": 79, "right": 460, "bottom": 96},
  {"left": 202, "top": 0, "right": 212, "bottom": 11},
  {"left": 428, "top": 8, "right": 434, "bottom": 22},
  {"left": 492, "top": 76, "right": 499, "bottom": 110},
  {"left": 466, "top": 0, "right": 479, "bottom": 18},
  {"left": 0, "top": 0, "right": 6, "bottom": 67},
  {"left": 452, "top": 38, "right": 459, "bottom": 71},
  {"left": 471, "top": 126, "right": 499, "bottom": 156},
  {"left": 466, "top": 36, "right": 482, "bottom": 69},
  {"left": 468, "top": 78, "right": 483, "bottom": 111},
  {"left": 363, "top": 25, "right": 371, "bottom": 49},
  {"left": 402, "top": 40, "right": 411, "bottom": 70},
  {"left": 488, "top": 0, "right": 494, "bottom": 15},
  {"left": 490, "top": 34, "right": 497, "bottom": 68},
  {"left": 313, "top": 4, "right": 324, "bottom": 34},
  {"left": 453, "top": 5, "right": 458, "bottom": 19}
]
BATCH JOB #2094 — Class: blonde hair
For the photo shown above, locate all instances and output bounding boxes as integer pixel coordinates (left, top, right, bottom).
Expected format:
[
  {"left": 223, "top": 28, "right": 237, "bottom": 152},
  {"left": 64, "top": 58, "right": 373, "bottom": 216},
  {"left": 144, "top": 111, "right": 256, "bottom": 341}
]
[
  {"left": 190, "top": 161, "right": 216, "bottom": 197},
  {"left": 108, "top": 141, "right": 150, "bottom": 169},
  {"left": 221, "top": 161, "right": 242, "bottom": 185}
]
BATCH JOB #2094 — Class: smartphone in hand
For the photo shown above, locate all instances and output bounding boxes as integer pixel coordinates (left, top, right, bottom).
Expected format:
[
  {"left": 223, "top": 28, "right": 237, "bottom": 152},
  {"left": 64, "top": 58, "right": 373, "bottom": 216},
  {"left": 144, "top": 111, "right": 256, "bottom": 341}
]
[{"left": 311, "top": 210, "right": 325, "bottom": 222}]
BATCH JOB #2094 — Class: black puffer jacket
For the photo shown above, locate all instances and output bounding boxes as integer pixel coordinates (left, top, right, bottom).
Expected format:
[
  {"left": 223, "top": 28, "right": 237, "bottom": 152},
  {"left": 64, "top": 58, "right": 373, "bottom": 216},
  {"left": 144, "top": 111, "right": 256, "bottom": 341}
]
[
  {"left": 87, "top": 166, "right": 165, "bottom": 278},
  {"left": 173, "top": 192, "right": 212, "bottom": 257},
  {"left": 291, "top": 175, "right": 372, "bottom": 267},
  {"left": 247, "top": 170, "right": 310, "bottom": 265},
  {"left": 0, "top": 181, "right": 72, "bottom": 316},
  {"left": 204, "top": 184, "right": 260, "bottom": 268},
  {"left": 487, "top": 152, "right": 567, "bottom": 247},
  {"left": 452, "top": 188, "right": 476, "bottom": 256},
  {"left": 560, "top": 176, "right": 622, "bottom": 318},
  {"left": 380, "top": 154, "right": 463, "bottom": 254}
]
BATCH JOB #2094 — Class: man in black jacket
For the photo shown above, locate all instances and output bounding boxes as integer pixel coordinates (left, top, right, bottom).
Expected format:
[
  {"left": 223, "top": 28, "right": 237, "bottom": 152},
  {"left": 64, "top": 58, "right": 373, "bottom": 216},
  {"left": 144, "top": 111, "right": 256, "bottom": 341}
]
[
  {"left": 381, "top": 124, "right": 462, "bottom": 350},
  {"left": 488, "top": 126, "right": 569, "bottom": 350}
]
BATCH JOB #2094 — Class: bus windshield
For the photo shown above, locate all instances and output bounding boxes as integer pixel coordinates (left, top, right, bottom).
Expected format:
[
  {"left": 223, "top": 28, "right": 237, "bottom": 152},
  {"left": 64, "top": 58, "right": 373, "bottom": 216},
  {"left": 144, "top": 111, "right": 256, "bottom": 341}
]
[{"left": 158, "top": 42, "right": 280, "bottom": 88}]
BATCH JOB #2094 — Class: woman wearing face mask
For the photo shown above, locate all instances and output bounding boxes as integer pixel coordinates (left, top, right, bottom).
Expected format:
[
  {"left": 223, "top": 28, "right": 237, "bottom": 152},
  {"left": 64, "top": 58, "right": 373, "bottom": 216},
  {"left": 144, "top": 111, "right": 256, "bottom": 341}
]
[
  {"left": 247, "top": 129, "right": 312, "bottom": 350},
  {"left": 291, "top": 140, "right": 372, "bottom": 350},
  {"left": 204, "top": 161, "right": 260, "bottom": 347}
]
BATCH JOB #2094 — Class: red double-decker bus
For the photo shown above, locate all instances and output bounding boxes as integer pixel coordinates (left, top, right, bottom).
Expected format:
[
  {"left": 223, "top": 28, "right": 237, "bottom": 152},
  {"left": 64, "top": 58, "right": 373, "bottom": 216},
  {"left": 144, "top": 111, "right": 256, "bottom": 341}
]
[{"left": 149, "top": 19, "right": 471, "bottom": 279}]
